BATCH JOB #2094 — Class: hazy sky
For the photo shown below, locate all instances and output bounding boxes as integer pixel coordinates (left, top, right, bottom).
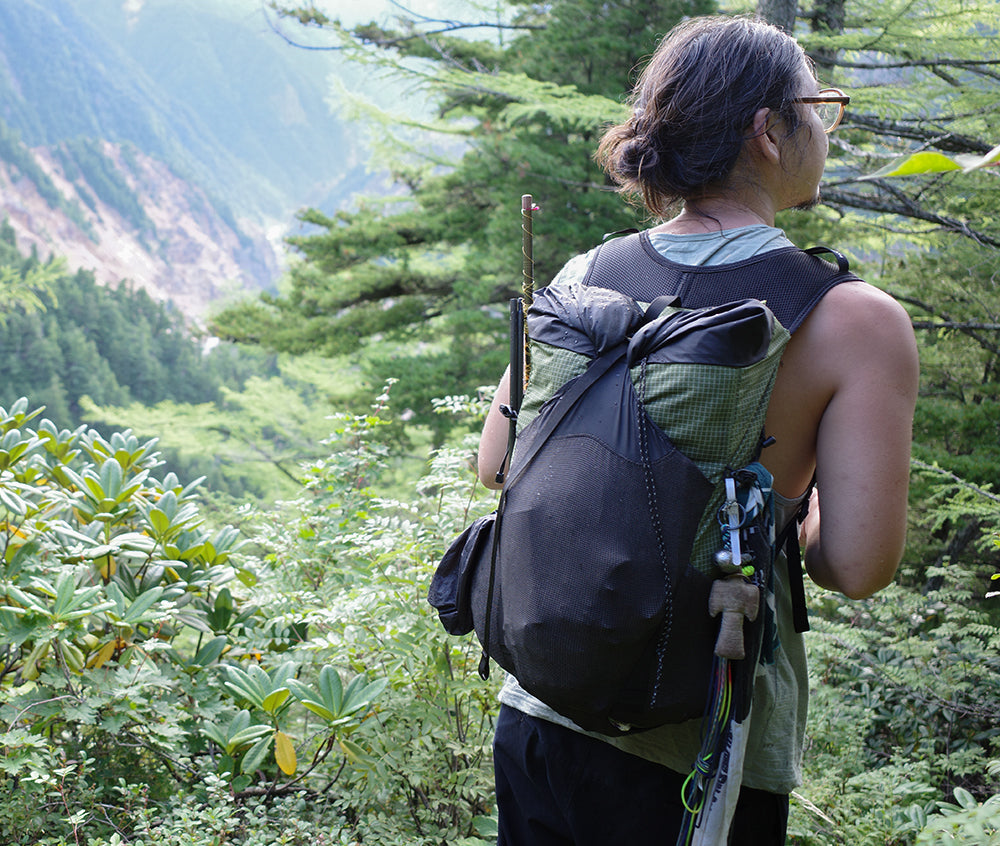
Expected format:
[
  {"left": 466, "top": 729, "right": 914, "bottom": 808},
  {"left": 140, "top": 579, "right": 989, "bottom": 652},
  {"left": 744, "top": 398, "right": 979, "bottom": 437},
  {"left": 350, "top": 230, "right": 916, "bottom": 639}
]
[{"left": 311, "top": 0, "right": 511, "bottom": 32}]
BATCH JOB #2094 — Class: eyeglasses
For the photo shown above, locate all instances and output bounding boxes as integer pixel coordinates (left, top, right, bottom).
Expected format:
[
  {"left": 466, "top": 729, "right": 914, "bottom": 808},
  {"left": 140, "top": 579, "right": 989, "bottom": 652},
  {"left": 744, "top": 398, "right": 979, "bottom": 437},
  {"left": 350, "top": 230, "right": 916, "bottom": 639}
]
[{"left": 794, "top": 88, "right": 850, "bottom": 133}]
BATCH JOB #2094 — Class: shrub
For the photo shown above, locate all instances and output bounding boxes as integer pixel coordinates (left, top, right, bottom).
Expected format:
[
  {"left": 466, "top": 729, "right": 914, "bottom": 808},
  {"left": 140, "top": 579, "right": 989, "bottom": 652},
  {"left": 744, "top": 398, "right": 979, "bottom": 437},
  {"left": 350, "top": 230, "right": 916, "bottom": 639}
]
[{"left": 0, "top": 398, "right": 384, "bottom": 843}]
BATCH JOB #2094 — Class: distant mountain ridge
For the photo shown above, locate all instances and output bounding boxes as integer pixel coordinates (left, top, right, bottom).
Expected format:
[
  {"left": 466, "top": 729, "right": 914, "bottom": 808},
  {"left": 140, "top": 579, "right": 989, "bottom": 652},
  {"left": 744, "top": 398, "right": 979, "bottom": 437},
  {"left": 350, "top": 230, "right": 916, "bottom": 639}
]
[
  {"left": 0, "top": 132, "right": 279, "bottom": 319},
  {"left": 0, "top": 0, "right": 371, "bottom": 318}
]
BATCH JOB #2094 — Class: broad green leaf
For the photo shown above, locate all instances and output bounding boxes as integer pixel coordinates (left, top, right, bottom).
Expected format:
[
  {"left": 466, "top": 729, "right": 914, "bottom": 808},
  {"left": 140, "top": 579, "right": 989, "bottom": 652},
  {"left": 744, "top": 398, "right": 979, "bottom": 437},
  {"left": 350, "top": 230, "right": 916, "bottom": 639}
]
[
  {"left": 192, "top": 635, "right": 228, "bottom": 666},
  {"left": 99, "top": 459, "right": 124, "bottom": 497},
  {"left": 223, "top": 665, "right": 268, "bottom": 708},
  {"left": 953, "top": 786, "right": 977, "bottom": 809},
  {"left": 240, "top": 735, "right": 270, "bottom": 774},
  {"left": 82, "top": 473, "right": 107, "bottom": 503},
  {"left": 338, "top": 737, "right": 369, "bottom": 765},
  {"left": 318, "top": 665, "right": 344, "bottom": 713},
  {"left": 121, "top": 586, "right": 165, "bottom": 623},
  {"left": 862, "top": 144, "right": 1000, "bottom": 180},
  {"left": 297, "top": 700, "right": 338, "bottom": 722},
  {"left": 148, "top": 508, "right": 171, "bottom": 536},
  {"left": 862, "top": 151, "right": 962, "bottom": 179},
  {"left": 200, "top": 723, "right": 228, "bottom": 748},
  {"left": 5, "top": 538, "right": 39, "bottom": 578},
  {"left": 0, "top": 487, "right": 28, "bottom": 516},
  {"left": 53, "top": 573, "right": 77, "bottom": 616},
  {"left": 4, "top": 585, "right": 47, "bottom": 614},
  {"left": 229, "top": 709, "right": 251, "bottom": 737},
  {"left": 227, "top": 725, "right": 272, "bottom": 752},
  {"left": 341, "top": 676, "right": 388, "bottom": 716},
  {"left": 105, "top": 582, "right": 128, "bottom": 617},
  {"left": 262, "top": 687, "right": 291, "bottom": 714}
]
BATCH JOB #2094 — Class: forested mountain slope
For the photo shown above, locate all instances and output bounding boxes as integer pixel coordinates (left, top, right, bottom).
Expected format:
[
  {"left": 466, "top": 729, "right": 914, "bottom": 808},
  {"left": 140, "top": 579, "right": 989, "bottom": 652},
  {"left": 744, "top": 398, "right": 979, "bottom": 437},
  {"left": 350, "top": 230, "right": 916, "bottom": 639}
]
[
  {"left": 0, "top": 224, "right": 267, "bottom": 428},
  {"left": 0, "top": 0, "right": 370, "bottom": 317},
  {"left": 0, "top": 124, "right": 279, "bottom": 319}
]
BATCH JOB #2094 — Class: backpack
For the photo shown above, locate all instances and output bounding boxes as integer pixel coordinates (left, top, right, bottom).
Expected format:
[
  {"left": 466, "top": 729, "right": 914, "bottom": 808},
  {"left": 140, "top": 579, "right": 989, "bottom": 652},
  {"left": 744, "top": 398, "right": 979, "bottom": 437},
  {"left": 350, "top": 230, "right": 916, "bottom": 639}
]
[{"left": 429, "top": 233, "right": 857, "bottom": 736}]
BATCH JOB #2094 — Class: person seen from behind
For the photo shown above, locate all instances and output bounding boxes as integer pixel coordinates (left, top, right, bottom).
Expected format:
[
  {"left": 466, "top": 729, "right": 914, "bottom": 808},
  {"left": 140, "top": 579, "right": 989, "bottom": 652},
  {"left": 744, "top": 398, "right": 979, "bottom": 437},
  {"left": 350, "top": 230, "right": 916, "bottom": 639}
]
[{"left": 476, "top": 14, "right": 919, "bottom": 846}]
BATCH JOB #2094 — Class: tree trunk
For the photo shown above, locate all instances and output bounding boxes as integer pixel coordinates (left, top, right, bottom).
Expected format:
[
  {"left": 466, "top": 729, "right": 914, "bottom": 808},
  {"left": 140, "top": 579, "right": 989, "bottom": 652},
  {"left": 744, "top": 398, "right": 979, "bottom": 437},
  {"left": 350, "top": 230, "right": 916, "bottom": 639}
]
[
  {"left": 809, "top": 0, "right": 846, "bottom": 73},
  {"left": 757, "top": 0, "right": 797, "bottom": 32}
]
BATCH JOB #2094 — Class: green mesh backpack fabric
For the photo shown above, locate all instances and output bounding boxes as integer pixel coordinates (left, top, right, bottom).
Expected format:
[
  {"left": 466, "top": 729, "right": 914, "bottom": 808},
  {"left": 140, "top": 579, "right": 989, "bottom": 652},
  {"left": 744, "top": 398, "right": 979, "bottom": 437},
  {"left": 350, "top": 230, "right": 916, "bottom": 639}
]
[{"left": 429, "top": 233, "right": 857, "bottom": 735}]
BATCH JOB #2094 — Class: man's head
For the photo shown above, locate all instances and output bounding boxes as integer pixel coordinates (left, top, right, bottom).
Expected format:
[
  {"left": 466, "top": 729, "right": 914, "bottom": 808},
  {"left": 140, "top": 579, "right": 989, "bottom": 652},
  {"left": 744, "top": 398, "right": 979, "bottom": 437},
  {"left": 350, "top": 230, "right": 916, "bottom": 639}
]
[{"left": 597, "top": 16, "right": 818, "bottom": 217}]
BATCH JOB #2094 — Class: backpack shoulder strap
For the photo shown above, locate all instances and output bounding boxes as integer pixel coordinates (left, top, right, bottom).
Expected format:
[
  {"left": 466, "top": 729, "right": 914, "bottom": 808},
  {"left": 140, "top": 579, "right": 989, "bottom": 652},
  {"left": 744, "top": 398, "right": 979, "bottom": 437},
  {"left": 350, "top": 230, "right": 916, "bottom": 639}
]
[
  {"left": 584, "top": 231, "right": 860, "bottom": 334},
  {"left": 585, "top": 231, "right": 852, "bottom": 633}
]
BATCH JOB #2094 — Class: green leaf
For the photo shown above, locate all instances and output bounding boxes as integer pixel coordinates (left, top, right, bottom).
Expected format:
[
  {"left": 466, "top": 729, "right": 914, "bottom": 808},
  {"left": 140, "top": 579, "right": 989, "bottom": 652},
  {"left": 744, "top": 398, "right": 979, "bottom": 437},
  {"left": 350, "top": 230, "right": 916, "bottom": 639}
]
[
  {"left": 862, "top": 151, "right": 963, "bottom": 179},
  {"left": 192, "top": 635, "right": 228, "bottom": 666},
  {"left": 5, "top": 585, "right": 47, "bottom": 614},
  {"left": 105, "top": 581, "right": 128, "bottom": 617},
  {"left": 200, "top": 723, "right": 228, "bottom": 748},
  {"left": 338, "top": 737, "right": 370, "bottom": 765},
  {"left": 0, "top": 486, "right": 28, "bottom": 516},
  {"left": 261, "top": 687, "right": 291, "bottom": 714},
  {"left": 341, "top": 675, "right": 388, "bottom": 716},
  {"left": 5, "top": 538, "right": 39, "bottom": 579},
  {"left": 240, "top": 735, "right": 271, "bottom": 774},
  {"left": 318, "top": 665, "right": 344, "bottom": 713},
  {"left": 297, "top": 700, "right": 338, "bottom": 722},
  {"left": 53, "top": 572, "right": 77, "bottom": 616},
  {"left": 121, "top": 586, "right": 164, "bottom": 623},
  {"left": 229, "top": 709, "right": 251, "bottom": 737},
  {"left": 223, "top": 665, "right": 268, "bottom": 709},
  {"left": 99, "top": 459, "right": 124, "bottom": 498},
  {"left": 952, "top": 787, "right": 977, "bottom": 810},
  {"left": 227, "top": 725, "right": 272, "bottom": 752}
]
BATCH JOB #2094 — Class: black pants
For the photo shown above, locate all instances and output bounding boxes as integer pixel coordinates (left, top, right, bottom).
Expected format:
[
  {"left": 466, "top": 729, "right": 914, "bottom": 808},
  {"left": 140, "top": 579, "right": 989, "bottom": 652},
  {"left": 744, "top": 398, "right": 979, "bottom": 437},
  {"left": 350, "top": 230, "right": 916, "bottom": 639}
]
[{"left": 493, "top": 705, "right": 788, "bottom": 845}]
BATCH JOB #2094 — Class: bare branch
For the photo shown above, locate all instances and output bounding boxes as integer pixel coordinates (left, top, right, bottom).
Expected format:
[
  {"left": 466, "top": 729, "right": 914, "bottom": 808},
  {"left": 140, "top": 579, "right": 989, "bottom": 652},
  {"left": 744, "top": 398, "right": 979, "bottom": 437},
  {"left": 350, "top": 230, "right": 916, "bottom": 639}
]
[
  {"left": 888, "top": 293, "right": 1000, "bottom": 357},
  {"left": 911, "top": 321, "right": 1000, "bottom": 331},
  {"left": 822, "top": 186, "right": 1000, "bottom": 250},
  {"left": 261, "top": 0, "right": 542, "bottom": 52},
  {"left": 831, "top": 56, "right": 1000, "bottom": 71},
  {"left": 845, "top": 114, "right": 993, "bottom": 156}
]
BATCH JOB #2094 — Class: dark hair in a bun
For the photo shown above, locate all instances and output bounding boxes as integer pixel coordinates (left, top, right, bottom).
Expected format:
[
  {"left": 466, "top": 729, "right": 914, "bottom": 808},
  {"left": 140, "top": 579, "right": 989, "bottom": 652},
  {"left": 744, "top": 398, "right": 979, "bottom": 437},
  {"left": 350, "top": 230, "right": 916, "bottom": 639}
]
[{"left": 596, "top": 16, "right": 811, "bottom": 216}]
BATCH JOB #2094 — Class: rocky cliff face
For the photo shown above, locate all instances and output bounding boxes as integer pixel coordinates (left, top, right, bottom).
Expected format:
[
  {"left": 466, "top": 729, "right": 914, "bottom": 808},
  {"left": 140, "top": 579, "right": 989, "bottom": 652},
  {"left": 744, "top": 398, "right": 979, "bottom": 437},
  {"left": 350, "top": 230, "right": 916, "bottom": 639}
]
[{"left": 1, "top": 140, "right": 281, "bottom": 321}]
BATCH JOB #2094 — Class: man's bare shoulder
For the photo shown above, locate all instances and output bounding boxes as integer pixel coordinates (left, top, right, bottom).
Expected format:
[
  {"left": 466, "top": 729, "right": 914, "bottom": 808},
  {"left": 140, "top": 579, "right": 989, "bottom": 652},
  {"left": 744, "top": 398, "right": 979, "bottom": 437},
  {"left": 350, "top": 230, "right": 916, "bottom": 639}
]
[{"left": 804, "top": 279, "right": 917, "bottom": 363}]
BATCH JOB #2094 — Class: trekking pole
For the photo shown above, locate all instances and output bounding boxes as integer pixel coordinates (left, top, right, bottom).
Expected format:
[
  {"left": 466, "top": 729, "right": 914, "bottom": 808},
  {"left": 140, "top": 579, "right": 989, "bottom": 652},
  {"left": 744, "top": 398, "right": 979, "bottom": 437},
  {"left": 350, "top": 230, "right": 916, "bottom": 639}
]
[{"left": 494, "top": 194, "right": 536, "bottom": 486}]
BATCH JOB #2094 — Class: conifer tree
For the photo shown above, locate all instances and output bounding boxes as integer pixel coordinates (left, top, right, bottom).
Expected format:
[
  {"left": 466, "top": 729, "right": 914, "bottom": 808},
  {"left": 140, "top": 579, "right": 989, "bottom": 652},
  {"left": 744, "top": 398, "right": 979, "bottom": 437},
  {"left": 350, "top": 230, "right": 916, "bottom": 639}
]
[
  {"left": 213, "top": 0, "right": 714, "bottom": 438},
  {"left": 217, "top": 0, "right": 998, "bottom": 460}
]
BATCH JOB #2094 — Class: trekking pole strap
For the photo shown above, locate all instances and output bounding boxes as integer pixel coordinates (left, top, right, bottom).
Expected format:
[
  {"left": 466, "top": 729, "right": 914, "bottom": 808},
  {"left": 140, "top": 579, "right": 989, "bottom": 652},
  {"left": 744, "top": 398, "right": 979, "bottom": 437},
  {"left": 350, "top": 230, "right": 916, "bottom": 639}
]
[{"left": 777, "top": 478, "right": 816, "bottom": 634}]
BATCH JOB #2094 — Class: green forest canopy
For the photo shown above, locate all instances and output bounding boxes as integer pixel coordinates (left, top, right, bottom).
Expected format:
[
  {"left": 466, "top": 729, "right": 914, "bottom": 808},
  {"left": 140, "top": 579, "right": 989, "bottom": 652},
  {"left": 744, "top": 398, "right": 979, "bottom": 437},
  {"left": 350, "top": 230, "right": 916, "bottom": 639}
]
[{"left": 214, "top": 0, "right": 1000, "bottom": 466}]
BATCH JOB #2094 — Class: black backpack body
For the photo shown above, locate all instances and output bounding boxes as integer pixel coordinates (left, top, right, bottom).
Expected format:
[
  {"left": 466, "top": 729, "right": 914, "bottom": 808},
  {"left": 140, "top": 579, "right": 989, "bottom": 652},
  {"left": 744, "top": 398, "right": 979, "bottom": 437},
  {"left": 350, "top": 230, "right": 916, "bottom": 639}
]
[{"left": 430, "top": 233, "right": 857, "bottom": 735}]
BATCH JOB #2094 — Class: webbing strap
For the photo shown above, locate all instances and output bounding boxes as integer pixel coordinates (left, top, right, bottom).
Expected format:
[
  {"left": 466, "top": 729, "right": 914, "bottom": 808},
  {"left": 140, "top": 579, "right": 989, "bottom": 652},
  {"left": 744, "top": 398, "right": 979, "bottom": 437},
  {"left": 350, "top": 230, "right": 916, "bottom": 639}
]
[{"left": 776, "top": 478, "right": 816, "bottom": 634}]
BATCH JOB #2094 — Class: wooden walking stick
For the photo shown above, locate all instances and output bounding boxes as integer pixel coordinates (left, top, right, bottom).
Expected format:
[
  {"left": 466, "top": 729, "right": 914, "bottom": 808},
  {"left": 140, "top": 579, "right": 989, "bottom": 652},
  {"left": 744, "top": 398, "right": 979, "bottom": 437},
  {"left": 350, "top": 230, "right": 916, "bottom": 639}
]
[{"left": 521, "top": 193, "right": 536, "bottom": 382}]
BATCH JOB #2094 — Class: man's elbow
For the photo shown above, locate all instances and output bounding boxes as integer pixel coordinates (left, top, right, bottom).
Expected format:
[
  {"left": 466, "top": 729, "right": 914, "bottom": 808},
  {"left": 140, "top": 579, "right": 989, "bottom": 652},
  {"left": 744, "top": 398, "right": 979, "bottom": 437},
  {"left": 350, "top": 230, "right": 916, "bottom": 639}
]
[
  {"left": 477, "top": 456, "right": 503, "bottom": 490},
  {"left": 807, "top": 547, "right": 903, "bottom": 600},
  {"left": 840, "top": 572, "right": 895, "bottom": 601}
]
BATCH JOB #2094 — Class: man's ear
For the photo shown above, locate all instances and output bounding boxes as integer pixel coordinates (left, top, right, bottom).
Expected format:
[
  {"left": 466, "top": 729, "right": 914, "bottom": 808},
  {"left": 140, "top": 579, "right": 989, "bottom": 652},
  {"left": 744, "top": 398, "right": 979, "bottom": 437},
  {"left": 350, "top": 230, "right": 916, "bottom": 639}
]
[{"left": 746, "top": 107, "right": 781, "bottom": 164}]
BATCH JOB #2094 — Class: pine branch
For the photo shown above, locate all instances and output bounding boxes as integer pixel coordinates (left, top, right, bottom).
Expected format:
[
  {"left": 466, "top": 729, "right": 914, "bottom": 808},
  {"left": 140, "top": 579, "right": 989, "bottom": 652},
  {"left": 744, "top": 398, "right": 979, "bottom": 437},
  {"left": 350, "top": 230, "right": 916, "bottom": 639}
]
[
  {"left": 262, "top": 1, "right": 542, "bottom": 53},
  {"left": 911, "top": 459, "right": 1000, "bottom": 507}
]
